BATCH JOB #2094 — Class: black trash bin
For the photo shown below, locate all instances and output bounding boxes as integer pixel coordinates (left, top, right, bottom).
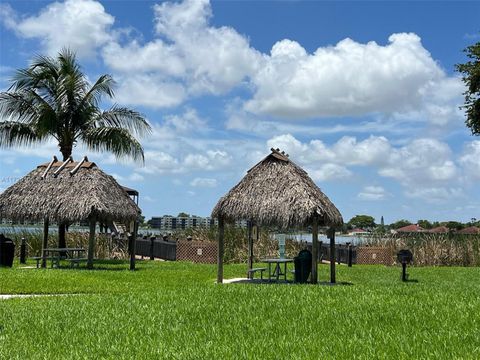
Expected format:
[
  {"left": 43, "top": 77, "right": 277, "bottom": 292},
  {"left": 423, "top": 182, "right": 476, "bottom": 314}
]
[
  {"left": 0, "top": 234, "right": 15, "bottom": 268},
  {"left": 294, "top": 249, "right": 312, "bottom": 283}
]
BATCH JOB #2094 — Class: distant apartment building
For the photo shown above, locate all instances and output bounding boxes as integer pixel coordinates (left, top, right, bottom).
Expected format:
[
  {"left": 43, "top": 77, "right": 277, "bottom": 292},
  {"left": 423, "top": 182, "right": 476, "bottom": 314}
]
[{"left": 149, "top": 215, "right": 247, "bottom": 231}]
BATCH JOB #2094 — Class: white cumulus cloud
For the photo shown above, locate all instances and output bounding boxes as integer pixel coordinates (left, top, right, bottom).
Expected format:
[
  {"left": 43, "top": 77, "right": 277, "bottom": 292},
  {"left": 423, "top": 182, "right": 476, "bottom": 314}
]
[
  {"left": 266, "top": 133, "right": 461, "bottom": 201},
  {"left": 308, "top": 164, "right": 353, "bottom": 182},
  {"left": 459, "top": 141, "right": 480, "bottom": 180},
  {"left": 246, "top": 33, "right": 460, "bottom": 121},
  {"left": 102, "top": 0, "right": 262, "bottom": 107},
  {"left": 190, "top": 177, "right": 218, "bottom": 188},
  {"left": 357, "top": 186, "right": 389, "bottom": 201},
  {"left": 1, "top": 0, "right": 114, "bottom": 59}
]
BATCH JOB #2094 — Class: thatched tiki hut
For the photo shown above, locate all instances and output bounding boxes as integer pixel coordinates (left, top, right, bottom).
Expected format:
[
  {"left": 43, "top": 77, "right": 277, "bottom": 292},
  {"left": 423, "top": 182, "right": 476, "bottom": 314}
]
[
  {"left": 0, "top": 156, "right": 141, "bottom": 269},
  {"left": 212, "top": 148, "right": 343, "bottom": 284}
]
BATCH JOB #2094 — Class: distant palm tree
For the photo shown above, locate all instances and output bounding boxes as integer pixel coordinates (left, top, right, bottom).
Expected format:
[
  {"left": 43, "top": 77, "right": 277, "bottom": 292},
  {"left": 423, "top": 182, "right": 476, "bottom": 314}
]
[{"left": 0, "top": 49, "right": 151, "bottom": 247}]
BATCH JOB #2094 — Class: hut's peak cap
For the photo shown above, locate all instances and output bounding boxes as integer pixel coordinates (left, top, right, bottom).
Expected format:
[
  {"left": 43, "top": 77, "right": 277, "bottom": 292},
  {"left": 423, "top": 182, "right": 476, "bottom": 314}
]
[
  {"left": 37, "top": 155, "right": 96, "bottom": 179},
  {"left": 247, "top": 148, "right": 291, "bottom": 173},
  {"left": 37, "top": 156, "right": 96, "bottom": 170},
  {"left": 270, "top": 147, "right": 289, "bottom": 161}
]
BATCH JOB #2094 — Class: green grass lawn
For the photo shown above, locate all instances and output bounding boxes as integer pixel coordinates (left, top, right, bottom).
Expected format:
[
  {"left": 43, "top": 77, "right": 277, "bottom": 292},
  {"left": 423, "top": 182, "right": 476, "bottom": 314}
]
[{"left": 1, "top": 260, "right": 480, "bottom": 359}]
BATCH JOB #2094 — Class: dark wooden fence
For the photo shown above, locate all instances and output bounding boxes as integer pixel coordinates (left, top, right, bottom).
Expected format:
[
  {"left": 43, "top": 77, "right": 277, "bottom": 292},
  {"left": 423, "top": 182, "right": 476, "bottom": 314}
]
[
  {"left": 135, "top": 238, "right": 176, "bottom": 261},
  {"left": 307, "top": 243, "right": 357, "bottom": 264},
  {"left": 136, "top": 238, "right": 357, "bottom": 265}
]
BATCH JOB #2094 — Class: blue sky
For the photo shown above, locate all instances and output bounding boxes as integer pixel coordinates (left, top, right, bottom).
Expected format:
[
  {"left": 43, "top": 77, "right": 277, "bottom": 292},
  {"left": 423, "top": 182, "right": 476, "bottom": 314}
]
[{"left": 1, "top": 0, "right": 480, "bottom": 224}]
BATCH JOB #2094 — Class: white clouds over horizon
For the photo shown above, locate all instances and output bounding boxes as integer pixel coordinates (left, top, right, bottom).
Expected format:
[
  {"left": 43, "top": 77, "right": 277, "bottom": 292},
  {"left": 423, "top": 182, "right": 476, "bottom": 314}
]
[{"left": 266, "top": 133, "right": 467, "bottom": 203}]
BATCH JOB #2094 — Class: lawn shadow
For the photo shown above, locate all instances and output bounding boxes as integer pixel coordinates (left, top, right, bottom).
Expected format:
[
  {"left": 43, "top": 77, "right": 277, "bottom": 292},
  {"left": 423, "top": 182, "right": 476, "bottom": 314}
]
[
  {"left": 54, "top": 259, "right": 145, "bottom": 272},
  {"left": 224, "top": 278, "right": 354, "bottom": 286}
]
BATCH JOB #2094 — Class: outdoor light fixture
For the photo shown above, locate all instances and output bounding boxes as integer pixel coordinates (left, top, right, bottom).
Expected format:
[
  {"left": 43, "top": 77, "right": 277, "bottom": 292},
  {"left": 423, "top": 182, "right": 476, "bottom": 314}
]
[{"left": 397, "top": 249, "right": 413, "bottom": 281}]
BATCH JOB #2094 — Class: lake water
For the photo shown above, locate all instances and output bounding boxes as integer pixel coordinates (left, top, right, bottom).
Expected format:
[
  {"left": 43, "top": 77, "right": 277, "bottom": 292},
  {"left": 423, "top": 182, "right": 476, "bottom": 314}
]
[{"left": 286, "top": 233, "right": 361, "bottom": 245}]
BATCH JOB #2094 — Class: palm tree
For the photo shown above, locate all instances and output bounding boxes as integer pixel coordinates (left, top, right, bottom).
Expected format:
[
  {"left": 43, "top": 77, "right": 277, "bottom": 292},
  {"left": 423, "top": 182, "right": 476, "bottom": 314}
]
[{"left": 0, "top": 48, "right": 151, "bottom": 247}]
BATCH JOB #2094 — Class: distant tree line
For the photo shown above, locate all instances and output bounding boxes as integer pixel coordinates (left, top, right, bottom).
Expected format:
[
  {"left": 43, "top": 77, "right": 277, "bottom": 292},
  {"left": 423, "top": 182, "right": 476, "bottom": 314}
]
[{"left": 343, "top": 215, "right": 480, "bottom": 233}]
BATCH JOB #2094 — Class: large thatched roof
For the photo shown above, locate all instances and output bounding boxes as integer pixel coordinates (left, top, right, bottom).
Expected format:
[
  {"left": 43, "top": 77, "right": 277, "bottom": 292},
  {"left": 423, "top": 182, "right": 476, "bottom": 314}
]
[
  {"left": 0, "top": 156, "right": 141, "bottom": 223},
  {"left": 212, "top": 148, "right": 343, "bottom": 229}
]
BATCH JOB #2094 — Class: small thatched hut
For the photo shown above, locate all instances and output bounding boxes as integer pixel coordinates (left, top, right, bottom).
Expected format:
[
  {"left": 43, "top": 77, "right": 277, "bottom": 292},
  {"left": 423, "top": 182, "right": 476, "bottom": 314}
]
[
  {"left": 0, "top": 156, "right": 141, "bottom": 269},
  {"left": 212, "top": 148, "right": 343, "bottom": 284}
]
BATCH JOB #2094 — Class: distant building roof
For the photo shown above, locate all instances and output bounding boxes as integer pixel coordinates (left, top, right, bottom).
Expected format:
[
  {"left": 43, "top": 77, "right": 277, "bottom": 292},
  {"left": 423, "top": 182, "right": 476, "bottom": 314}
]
[
  {"left": 428, "top": 226, "right": 449, "bottom": 233},
  {"left": 458, "top": 226, "right": 480, "bottom": 234},
  {"left": 396, "top": 224, "right": 423, "bottom": 233},
  {"left": 350, "top": 228, "right": 367, "bottom": 233}
]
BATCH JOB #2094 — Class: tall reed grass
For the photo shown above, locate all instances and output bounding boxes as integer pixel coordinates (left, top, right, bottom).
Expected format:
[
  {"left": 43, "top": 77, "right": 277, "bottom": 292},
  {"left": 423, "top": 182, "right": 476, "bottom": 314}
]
[
  {"left": 184, "top": 226, "right": 305, "bottom": 263},
  {"left": 358, "top": 232, "right": 480, "bottom": 266},
  {"left": 1, "top": 229, "right": 128, "bottom": 259}
]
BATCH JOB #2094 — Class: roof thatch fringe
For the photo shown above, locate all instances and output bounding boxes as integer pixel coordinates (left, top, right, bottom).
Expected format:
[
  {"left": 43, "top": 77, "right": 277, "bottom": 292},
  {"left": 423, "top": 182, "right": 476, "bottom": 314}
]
[
  {"left": 212, "top": 148, "right": 343, "bottom": 229},
  {"left": 0, "top": 157, "right": 140, "bottom": 224}
]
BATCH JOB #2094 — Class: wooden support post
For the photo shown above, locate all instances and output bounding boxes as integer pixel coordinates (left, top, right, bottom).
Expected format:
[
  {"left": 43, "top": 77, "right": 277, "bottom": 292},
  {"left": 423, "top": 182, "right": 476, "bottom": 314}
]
[
  {"left": 217, "top": 217, "right": 225, "bottom": 284},
  {"left": 329, "top": 227, "right": 336, "bottom": 284},
  {"left": 130, "top": 221, "right": 138, "bottom": 271},
  {"left": 311, "top": 217, "right": 318, "bottom": 284},
  {"left": 41, "top": 218, "right": 49, "bottom": 268},
  {"left": 87, "top": 217, "right": 96, "bottom": 269},
  {"left": 247, "top": 220, "right": 253, "bottom": 277},
  {"left": 20, "top": 237, "right": 26, "bottom": 264},
  {"left": 58, "top": 223, "right": 66, "bottom": 248}
]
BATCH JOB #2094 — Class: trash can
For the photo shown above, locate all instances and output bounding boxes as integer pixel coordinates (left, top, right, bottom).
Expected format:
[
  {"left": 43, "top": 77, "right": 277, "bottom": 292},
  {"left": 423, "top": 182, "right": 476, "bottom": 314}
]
[
  {"left": 294, "top": 249, "right": 312, "bottom": 283},
  {"left": 0, "top": 234, "right": 15, "bottom": 268}
]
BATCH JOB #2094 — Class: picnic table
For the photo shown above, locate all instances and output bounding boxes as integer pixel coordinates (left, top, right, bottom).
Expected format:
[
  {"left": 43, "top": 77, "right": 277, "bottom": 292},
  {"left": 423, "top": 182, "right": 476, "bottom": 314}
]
[
  {"left": 262, "top": 258, "right": 294, "bottom": 282},
  {"left": 36, "top": 248, "right": 87, "bottom": 268}
]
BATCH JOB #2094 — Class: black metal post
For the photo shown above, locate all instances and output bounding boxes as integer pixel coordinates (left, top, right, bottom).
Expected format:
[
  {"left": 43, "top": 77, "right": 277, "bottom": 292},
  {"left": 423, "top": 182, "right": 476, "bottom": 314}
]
[
  {"left": 328, "top": 227, "right": 336, "bottom": 284},
  {"left": 247, "top": 220, "right": 253, "bottom": 277},
  {"left": 347, "top": 242, "right": 353, "bottom": 267},
  {"left": 150, "top": 238, "right": 155, "bottom": 260},
  {"left": 20, "top": 237, "right": 27, "bottom": 264},
  {"left": 402, "top": 262, "right": 407, "bottom": 281},
  {"left": 130, "top": 221, "right": 138, "bottom": 271}
]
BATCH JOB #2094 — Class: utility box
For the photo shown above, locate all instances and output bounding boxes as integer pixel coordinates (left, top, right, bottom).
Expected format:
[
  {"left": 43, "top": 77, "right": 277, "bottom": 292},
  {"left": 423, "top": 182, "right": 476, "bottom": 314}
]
[{"left": 0, "top": 234, "right": 15, "bottom": 268}]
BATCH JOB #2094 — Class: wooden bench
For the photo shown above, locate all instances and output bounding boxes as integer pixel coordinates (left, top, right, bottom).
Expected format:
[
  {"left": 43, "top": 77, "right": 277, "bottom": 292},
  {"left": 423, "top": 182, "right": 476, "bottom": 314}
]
[
  {"left": 30, "top": 257, "right": 57, "bottom": 268},
  {"left": 247, "top": 267, "right": 267, "bottom": 280},
  {"left": 65, "top": 258, "right": 88, "bottom": 268}
]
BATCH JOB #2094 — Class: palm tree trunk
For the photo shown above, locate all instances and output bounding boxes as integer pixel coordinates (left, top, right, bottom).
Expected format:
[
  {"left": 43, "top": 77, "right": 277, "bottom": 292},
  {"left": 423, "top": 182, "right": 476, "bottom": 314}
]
[{"left": 60, "top": 145, "right": 73, "bottom": 162}]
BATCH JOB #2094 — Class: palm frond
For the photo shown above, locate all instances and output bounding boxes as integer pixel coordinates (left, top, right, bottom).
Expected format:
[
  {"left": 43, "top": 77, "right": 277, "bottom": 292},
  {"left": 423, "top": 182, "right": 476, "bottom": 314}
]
[
  {"left": 0, "top": 122, "right": 44, "bottom": 147},
  {"left": 80, "top": 127, "right": 145, "bottom": 163},
  {"left": 82, "top": 74, "right": 116, "bottom": 107},
  {"left": 10, "top": 55, "right": 60, "bottom": 105},
  {"left": 0, "top": 92, "right": 39, "bottom": 124},
  {"left": 94, "top": 106, "right": 151, "bottom": 137}
]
